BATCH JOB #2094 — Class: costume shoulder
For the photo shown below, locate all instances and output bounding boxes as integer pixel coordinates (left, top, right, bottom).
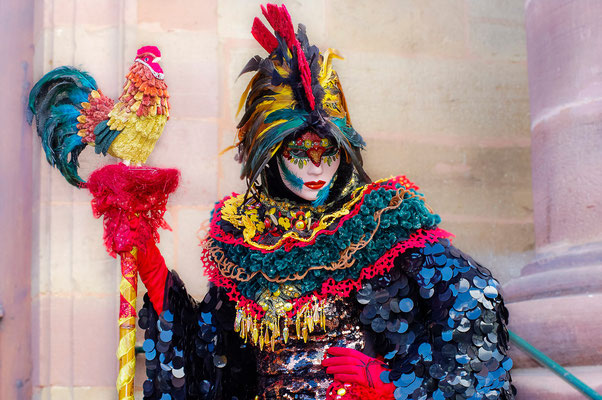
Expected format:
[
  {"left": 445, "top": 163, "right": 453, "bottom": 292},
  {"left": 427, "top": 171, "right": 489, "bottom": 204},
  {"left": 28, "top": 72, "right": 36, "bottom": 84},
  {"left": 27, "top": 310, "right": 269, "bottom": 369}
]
[
  {"left": 138, "top": 271, "right": 257, "bottom": 399},
  {"left": 199, "top": 176, "right": 454, "bottom": 350},
  {"left": 208, "top": 175, "right": 438, "bottom": 252},
  {"left": 357, "top": 238, "right": 515, "bottom": 399}
]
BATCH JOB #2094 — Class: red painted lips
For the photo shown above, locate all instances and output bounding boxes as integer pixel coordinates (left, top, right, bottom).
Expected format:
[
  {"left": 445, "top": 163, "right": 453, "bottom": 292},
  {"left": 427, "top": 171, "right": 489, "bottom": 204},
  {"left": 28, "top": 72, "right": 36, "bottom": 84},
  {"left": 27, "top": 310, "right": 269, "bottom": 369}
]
[{"left": 304, "top": 180, "right": 326, "bottom": 190}]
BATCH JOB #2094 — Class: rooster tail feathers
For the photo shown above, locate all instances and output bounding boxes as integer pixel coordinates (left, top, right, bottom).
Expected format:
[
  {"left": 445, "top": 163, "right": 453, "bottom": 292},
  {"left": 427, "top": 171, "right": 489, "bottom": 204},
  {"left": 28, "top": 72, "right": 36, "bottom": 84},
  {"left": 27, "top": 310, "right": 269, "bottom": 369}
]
[{"left": 28, "top": 66, "right": 98, "bottom": 187}]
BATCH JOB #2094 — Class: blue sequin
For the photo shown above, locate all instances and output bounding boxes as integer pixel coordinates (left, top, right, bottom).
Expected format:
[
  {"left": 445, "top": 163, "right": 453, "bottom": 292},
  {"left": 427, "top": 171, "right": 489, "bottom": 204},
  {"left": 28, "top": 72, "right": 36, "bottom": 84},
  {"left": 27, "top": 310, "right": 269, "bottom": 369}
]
[
  {"left": 466, "top": 307, "right": 482, "bottom": 320},
  {"left": 163, "top": 310, "right": 173, "bottom": 322},
  {"left": 160, "top": 330, "right": 173, "bottom": 342},
  {"left": 398, "top": 320, "right": 409, "bottom": 333},
  {"left": 394, "top": 372, "right": 416, "bottom": 387},
  {"left": 143, "top": 338, "right": 155, "bottom": 352},
  {"left": 502, "top": 357, "right": 513, "bottom": 371},
  {"left": 440, "top": 266, "right": 453, "bottom": 281},
  {"left": 418, "top": 343, "right": 432, "bottom": 361},
  {"left": 201, "top": 312, "right": 212, "bottom": 325},
  {"left": 399, "top": 298, "right": 414, "bottom": 312},
  {"left": 145, "top": 349, "right": 156, "bottom": 361},
  {"left": 456, "top": 354, "right": 471, "bottom": 364}
]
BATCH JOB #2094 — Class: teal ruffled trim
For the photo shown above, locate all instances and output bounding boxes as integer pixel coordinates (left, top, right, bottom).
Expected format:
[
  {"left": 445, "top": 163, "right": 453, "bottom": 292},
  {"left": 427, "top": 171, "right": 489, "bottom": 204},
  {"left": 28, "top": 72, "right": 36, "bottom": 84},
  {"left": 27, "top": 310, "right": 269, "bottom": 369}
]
[{"left": 213, "top": 183, "right": 440, "bottom": 299}]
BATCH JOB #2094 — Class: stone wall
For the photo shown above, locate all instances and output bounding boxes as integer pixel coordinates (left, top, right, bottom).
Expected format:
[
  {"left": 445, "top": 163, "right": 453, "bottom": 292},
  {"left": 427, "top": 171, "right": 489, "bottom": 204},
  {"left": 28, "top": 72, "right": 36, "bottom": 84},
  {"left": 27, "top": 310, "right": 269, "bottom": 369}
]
[{"left": 28, "top": 0, "right": 530, "bottom": 397}]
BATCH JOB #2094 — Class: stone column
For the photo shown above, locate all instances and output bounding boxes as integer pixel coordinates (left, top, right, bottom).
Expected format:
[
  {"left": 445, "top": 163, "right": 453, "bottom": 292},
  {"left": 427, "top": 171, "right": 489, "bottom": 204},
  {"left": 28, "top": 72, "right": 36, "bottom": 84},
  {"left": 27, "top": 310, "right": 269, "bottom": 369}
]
[
  {"left": 505, "top": 0, "right": 602, "bottom": 398},
  {"left": 0, "top": 1, "right": 35, "bottom": 399}
]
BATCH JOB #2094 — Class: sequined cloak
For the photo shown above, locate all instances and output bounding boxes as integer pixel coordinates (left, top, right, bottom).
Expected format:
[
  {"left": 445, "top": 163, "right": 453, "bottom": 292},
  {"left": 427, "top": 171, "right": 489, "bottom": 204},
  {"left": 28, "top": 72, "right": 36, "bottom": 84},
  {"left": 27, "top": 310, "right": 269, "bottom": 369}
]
[{"left": 138, "top": 177, "right": 516, "bottom": 400}]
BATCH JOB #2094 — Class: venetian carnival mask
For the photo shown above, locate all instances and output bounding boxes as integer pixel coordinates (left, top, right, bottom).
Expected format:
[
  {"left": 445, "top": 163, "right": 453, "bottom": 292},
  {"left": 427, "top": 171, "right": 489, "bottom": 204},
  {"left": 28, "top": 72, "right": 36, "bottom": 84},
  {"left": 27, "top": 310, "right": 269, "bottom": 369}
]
[{"left": 277, "top": 132, "right": 341, "bottom": 203}]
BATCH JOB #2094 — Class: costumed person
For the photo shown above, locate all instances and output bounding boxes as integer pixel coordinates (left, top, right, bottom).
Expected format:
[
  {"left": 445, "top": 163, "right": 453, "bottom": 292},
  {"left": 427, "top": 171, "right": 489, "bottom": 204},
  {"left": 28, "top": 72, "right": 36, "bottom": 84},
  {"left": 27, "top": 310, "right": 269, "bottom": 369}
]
[{"left": 136, "top": 4, "right": 515, "bottom": 400}]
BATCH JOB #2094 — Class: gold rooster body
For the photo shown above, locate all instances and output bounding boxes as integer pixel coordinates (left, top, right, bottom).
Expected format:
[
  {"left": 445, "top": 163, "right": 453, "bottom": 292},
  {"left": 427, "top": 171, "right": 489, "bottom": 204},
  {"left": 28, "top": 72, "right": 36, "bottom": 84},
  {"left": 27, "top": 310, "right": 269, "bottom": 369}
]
[{"left": 29, "top": 45, "right": 170, "bottom": 185}]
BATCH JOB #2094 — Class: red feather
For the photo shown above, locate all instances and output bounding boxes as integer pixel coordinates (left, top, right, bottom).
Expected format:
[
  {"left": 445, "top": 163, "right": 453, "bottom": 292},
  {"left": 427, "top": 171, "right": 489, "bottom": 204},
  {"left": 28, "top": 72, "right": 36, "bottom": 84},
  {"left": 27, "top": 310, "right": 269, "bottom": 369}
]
[
  {"left": 252, "top": 17, "right": 278, "bottom": 53},
  {"left": 258, "top": 3, "right": 315, "bottom": 110}
]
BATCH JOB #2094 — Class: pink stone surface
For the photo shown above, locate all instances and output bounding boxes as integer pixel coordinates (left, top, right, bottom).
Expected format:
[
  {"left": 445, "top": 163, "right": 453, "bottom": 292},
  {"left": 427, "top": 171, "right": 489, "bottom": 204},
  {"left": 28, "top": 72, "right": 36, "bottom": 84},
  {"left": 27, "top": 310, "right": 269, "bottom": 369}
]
[
  {"left": 506, "top": 1, "right": 602, "bottom": 396},
  {"left": 531, "top": 109, "right": 602, "bottom": 249},
  {"left": 526, "top": 0, "right": 602, "bottom": 121},
  {"left": 0, "top": 0, "right": 34, "bottom": 399},
  {"left": 513, "top": 366, "right": 602, "bottom": 400},
  {"left": 526, "top": 0, "right": 602, "bottom": 249},
  {"left": 507, "top": 293, "right": 602, "bottom": 368}
]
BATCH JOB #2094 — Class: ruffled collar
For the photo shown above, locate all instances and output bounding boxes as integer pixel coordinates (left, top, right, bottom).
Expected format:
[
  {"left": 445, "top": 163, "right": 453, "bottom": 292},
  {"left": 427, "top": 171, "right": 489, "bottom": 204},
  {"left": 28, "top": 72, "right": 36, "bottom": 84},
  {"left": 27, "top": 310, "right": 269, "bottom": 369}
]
[
  {"left": 209, "top": 175, "right": 420, "bottom": 252},
  {"left": 201, "top": 176, "right": 452, "bottom": 350}
]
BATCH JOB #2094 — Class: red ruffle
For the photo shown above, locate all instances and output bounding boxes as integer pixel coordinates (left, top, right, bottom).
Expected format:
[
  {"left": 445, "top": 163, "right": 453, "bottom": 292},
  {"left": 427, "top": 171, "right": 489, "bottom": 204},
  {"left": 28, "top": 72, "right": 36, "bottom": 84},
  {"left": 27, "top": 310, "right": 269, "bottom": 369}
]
[{"left": 87, "top": 163, "right": 180, "bottom": 255}]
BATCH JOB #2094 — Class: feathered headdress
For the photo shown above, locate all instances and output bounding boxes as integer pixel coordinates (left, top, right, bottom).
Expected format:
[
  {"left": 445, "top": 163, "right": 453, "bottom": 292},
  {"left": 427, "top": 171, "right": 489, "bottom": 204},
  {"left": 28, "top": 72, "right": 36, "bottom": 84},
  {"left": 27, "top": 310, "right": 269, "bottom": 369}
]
[{"left": 235, "top": 4, "right": 369, "bottom": 191}]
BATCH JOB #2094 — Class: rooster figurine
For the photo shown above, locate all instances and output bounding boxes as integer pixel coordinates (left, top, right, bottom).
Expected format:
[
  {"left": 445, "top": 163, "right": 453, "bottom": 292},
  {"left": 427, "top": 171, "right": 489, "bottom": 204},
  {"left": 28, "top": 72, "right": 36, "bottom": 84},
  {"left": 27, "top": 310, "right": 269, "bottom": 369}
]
[{"left": 28, "top": 45, "right": 170, "bottom": 186}]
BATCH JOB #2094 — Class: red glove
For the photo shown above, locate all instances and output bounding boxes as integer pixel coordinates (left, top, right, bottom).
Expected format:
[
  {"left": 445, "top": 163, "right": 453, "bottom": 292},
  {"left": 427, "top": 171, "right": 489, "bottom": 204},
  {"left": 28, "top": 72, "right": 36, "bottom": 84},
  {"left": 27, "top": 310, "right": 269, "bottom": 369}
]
[
  {"left": 137, "top": 239, "right": 169, "bottom": 314},
  {"left": 322, "top": 347, "right": 395, "bottom": 398}
]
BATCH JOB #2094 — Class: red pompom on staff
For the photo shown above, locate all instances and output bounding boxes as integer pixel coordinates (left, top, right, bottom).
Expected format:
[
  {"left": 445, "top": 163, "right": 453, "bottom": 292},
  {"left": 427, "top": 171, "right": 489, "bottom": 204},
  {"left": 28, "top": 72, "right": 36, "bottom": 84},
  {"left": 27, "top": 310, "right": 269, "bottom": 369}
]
[
  {"left": 28, "top": 45, "right": 177, "bottom": 399},
  {"left": 87, "top": 164, "right": 179, "bottom": 399}
]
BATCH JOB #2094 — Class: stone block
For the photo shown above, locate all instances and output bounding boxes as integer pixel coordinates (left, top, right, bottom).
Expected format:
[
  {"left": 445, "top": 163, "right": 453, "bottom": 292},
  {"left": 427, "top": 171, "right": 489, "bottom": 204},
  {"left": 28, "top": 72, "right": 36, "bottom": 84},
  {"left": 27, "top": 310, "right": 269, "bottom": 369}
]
[
  {"left": 442, "top": 218, "right": 534, "bottom": 256},
  {"left": 138, "top": 0, "right": 217, "bottom": 31},
  {"left": 48, "top": 204, "right": 74, "bottom": 294},
  {"left": 32, "top": 295, "right": 50, "bottom": 387},
  {"left": 70, "top": 26, "right": 122, "bottom": 95},
  {"left": 72, "top": 386, "right": 117, "bottom": 399},
  {"left": 364, "top": 138, "right": 533, "bottom": 220},
  {"left": 217, "top": 151, "right": 247, "bottom": 199},
  {"left": 36, "top": 191, "right": 51, "bottom": 296},
  {"left": 134, "top": 30, "right": 219, "bottom": 120},
  {"left": 511, "top": 366, "right": 602, "bottom": 400},
  {"left": 51, "top": 0, "right": 120, "bottom": 28},
  {"left": 526, "top": 0, "right": 602, "bottom": 118},
  {"left": 217, "top": 0, "right": 326, "bottom": 42},
  {"left": 469, "top": 20, "right": 526, "bottom": 62},
  {"left": 326, "top": 0, "right": 466, "bottom": 56},
  {"left": 34, "top": 386, "right": 117, "bottom": 400},
  {"left": 225, "top": 45, "right": 263, "bottom": 124},
  {"left": 335, "top": 55, "right": 529, "bottom": 139},
  {"left": 174, "top": 207, "right": 211, "bottom": 299},
  {"left": 507, "top": 293, "right": 602, "bottom": 367},
  {"left": 72, "top": 296, "right": 118, "bottom": 386},
  {"left": 71, "top": 204, "right": 118, "bottom": 295},
  {"left": 468, "top": 0, "right": 525, "bottom": 24},
  {"left": 146, "top": 119, "right": 219, "bottom": 206},
  {"left": 47, "top": 296, "right": 73, "bottom": 386}
]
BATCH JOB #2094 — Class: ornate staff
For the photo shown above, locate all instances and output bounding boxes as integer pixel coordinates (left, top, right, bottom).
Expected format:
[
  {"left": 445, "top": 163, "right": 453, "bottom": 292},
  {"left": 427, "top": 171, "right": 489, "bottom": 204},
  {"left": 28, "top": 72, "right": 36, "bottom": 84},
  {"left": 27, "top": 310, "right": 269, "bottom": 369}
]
[{"left": 28, "top": 45, "right": 174, "bottom": 399}]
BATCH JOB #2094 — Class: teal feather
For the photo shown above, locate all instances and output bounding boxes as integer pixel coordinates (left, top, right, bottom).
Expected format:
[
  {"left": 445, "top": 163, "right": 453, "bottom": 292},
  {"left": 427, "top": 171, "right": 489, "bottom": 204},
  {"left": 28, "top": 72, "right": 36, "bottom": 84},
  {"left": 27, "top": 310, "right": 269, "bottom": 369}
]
[
  {"left": 277, "top": 156, "right": 304, "bottom": 190},
  {"left": 331, "top": 117, "right": 366, "bottom": 148},
  {"left": 264, "top": 108, "right": 308, "bottom": 124},
  {"left": 312, "top": 182, "right": 330, "bottom": 207},
  {"left": 28, "top": 66, "right": 98, "bottom": 187},
  {"left": 244, "top": 117, "right": 307, "bottom": 187},
  {"left": 93, "top": 121, "right": 120, "bottom": 156}
]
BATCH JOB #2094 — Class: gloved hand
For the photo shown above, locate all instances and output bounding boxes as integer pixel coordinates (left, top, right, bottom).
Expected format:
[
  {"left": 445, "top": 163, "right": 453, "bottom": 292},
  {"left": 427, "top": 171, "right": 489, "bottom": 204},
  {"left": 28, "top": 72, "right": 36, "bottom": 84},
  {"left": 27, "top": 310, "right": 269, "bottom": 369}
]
[
  {"left": 322, "top": 347, "right": 395, "bottom": 398},
  {"left": 137, "top": 239, "right": 169, "bottom": 314}
]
